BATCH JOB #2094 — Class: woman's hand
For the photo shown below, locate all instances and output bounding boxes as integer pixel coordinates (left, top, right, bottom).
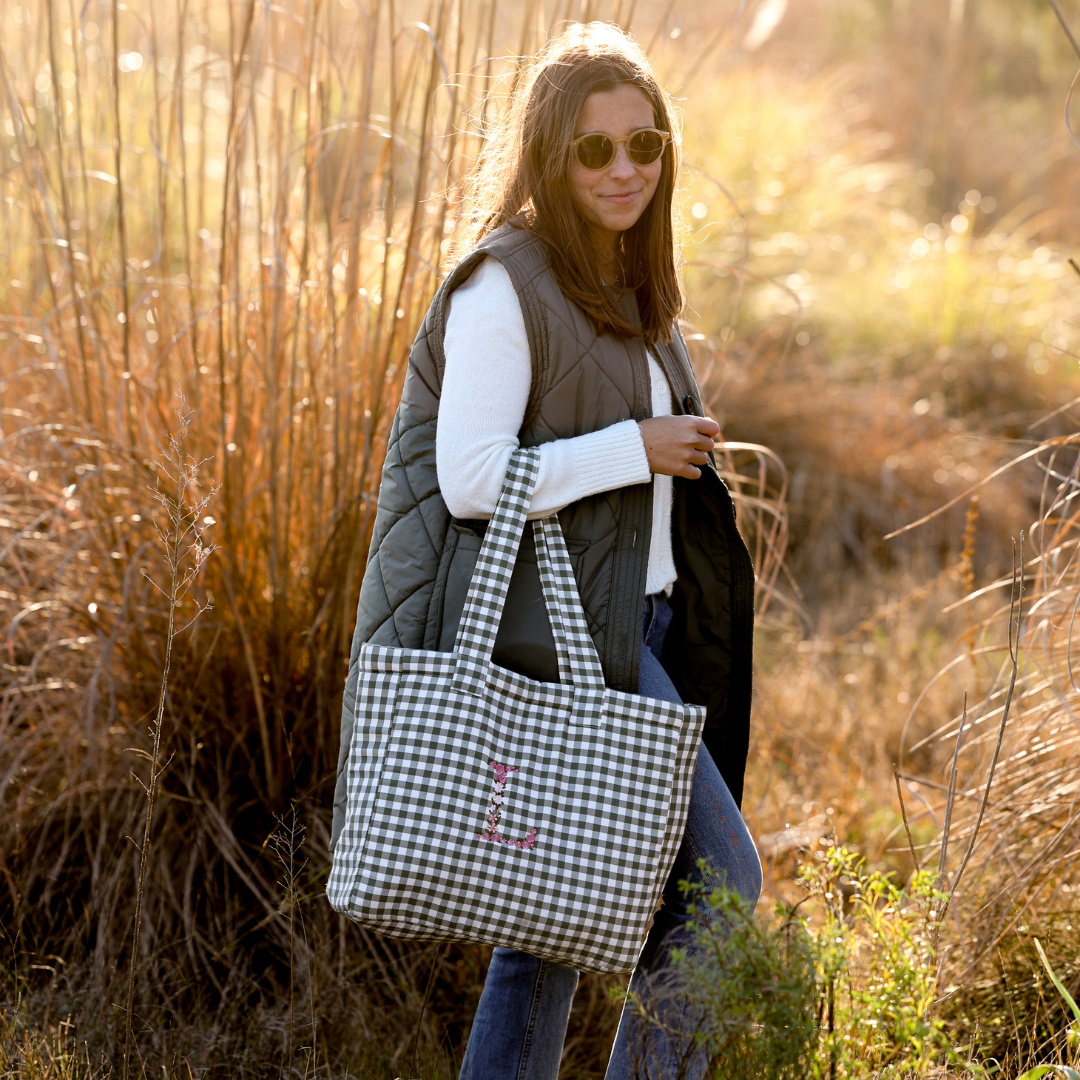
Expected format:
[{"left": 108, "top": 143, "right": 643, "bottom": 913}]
[{"left": 638, "top": 415, "right": 720, "bottom": 479}]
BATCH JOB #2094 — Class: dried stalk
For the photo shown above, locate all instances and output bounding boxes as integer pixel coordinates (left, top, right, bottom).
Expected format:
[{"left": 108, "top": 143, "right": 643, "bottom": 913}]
[
  {"left": 893, "top": 763, "right": 921, "bottom": 873},
  {"left": 111, "top": 0, "right": 133, "bottom": 442},
  {"left": 938, "top": 535, "right": 1026, "bottom": 932},
  {"left": 122, "top": 400, "right": 216, "bottom": 1080}
]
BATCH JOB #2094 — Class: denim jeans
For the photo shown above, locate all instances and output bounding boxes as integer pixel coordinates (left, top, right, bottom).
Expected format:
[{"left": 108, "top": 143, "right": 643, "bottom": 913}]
[{"left": 458, "top": 596, "right": 762, "bottom": 1080}]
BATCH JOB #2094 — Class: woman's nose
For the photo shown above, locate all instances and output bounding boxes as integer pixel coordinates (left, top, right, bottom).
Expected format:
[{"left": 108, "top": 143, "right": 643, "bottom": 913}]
[{"left": 608, "top": 143, "right": 637, "bottom": 179}]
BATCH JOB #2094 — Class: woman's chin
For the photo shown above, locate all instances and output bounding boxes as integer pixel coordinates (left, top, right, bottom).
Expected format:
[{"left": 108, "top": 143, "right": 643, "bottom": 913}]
[{"left": 591, "top": 207, "right": 645, "bottom": 236}]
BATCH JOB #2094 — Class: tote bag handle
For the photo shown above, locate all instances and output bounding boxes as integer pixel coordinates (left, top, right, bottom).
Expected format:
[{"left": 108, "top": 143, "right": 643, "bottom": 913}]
[
  {"left": 452, "top": 448, "right": 606, "bottom": 694},
  {"left": 532, "top": 515, "right": 606, "bottom": 689}
]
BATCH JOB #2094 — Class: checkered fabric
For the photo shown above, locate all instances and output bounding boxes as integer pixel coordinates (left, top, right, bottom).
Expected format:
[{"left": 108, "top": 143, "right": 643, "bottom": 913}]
[
  {"left": 533, "top": 514, "right": 606, "bottom": 689},
  {"left": 326, "top": 448, "right": 705, "bottom": 974}
]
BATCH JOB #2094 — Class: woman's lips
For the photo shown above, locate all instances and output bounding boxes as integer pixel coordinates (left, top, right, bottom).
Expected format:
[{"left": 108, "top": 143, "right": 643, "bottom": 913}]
[{"left": 600, "top": 190, "right": 641, "bottom": 205}]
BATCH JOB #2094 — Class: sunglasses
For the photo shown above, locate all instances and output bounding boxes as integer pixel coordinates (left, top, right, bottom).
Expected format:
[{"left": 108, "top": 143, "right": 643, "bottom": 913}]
[{"left": 570, "top": 127, "right": 672, "bottom": 171}]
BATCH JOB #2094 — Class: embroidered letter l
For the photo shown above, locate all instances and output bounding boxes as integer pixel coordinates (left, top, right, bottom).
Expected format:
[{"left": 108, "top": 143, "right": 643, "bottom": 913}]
[{"left": 477, "top": 761, "right": 538, "bottom": 850}]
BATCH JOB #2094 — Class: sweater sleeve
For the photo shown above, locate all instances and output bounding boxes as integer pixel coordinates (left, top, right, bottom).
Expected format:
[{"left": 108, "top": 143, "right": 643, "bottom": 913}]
[{"left": 437, "top": 256, "right": 651, "bottom": 520}]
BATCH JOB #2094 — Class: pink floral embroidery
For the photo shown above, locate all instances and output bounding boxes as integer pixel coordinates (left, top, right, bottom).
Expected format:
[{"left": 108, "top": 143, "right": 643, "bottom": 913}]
[{"left": 477, "top": 761, "right": 539, "bottom": 850}]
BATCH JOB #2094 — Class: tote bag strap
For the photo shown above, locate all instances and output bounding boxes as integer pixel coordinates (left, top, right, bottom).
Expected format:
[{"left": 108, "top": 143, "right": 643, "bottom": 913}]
[
  {"left": 532, "top": 516, "right": 606, "bottom": 690},
  {"left": 452, "top": 448, "right": 606, "bottom": 695},
  {"left": 452, "top": 448, "right": 539, "bottom": 691}
]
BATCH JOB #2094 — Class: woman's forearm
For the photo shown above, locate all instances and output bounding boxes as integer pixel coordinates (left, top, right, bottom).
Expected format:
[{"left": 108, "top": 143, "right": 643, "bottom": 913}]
[{"left": 437, "top": 256, "right": 650, "bottom": 519}]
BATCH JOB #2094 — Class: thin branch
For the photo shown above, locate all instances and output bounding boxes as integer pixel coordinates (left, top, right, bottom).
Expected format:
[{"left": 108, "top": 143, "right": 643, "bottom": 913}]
[
  {"left": 893, "top": 763, "right": 922, "bottom": 873},
  {"left": 942, "top": 535, "right": 1026, "bottom": 925},
  {"left": 1048, "top": 0, "right": 1080, "bottom": 60},
  {"left": 938, "top": 692, "right": 967, "bottom": 887}
]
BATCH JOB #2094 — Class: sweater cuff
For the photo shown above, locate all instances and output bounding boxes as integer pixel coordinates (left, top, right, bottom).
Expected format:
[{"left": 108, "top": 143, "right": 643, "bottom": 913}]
[{"left": 570, "top": 419, "right": 652, "bottom": 498}]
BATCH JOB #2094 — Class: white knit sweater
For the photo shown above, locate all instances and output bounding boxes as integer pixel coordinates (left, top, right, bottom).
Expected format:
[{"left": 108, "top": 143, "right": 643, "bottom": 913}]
[{"left": 437, "top": 256, "right": 676, "bottom": 597}]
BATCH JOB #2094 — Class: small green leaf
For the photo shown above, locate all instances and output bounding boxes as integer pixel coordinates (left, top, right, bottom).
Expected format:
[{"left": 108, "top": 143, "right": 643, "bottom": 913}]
[
  {"left": 1015, "top": 1067, "right": 1061, "bottom": 1080},
  {"left": 1034, "top": 938, "right": 1080, "bottom": 1025}
]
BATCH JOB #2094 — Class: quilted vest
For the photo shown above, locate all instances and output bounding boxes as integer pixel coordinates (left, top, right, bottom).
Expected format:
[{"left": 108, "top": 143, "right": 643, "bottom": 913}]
[{"left": 330, "top": 225, "right": 756, "bottom": 850}]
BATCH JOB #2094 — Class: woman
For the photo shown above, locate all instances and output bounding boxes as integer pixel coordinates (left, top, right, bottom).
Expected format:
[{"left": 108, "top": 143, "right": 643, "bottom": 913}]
[{"left": 330, "top": 20, "right": 762, "bottom": 1078}]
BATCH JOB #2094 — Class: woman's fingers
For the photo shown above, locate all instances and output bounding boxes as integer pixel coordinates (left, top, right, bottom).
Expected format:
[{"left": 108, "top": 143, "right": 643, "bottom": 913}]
[
  {"left": 680, "top": 453, "right": 703, "bottom": 478},
  {"left": 635, "top": 416, "right": 721, "bottom": 477},
  {"left": 638, "top": 415, "right": 720, "bottom": 478}
]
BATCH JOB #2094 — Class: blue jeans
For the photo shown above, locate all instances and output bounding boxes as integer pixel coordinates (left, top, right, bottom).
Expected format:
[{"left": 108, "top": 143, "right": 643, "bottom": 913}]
[{"left": 458, "top": 596, "right": 762, "bottom": 1080}]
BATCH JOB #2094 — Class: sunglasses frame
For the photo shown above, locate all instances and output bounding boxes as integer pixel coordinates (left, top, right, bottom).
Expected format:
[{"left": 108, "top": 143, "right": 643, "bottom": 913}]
[{"left": 570, "top": 127, "right": 673, "bottom": 171}]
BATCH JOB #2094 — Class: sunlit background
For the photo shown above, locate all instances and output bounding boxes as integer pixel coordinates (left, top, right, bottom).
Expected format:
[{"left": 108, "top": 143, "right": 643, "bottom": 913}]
[{"left": 2, "top": 0, "right": 1080, "bottom": 1074}]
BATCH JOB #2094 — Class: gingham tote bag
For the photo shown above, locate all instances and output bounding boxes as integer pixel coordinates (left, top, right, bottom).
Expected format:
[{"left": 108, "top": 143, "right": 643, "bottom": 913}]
[{"left": 326, "top": 448, "right": 705, "bottom": 973}]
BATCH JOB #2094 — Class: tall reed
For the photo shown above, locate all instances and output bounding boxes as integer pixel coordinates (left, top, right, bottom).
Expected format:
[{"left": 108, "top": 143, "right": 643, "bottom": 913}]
[
  {"left": 895, "top": 434, "right": 1080, "bottom": 1067},
  {"left": 0, "top": 0, "right": 534, "bottom": 1066}
]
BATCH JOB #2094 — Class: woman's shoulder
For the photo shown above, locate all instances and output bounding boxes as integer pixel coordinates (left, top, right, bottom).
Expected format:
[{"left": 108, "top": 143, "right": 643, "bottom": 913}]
[
  {"left": 442, "top": 257, "right": 530, "bottom": 380},
  {"left": 446, "top": 254, "right": 518, "bottom": 314},
  {"left": 440, "top": 226, "right": 553, "bottom": 321},
  {"left": 448, "top": 223, "right": 552, "bottom": 289}
]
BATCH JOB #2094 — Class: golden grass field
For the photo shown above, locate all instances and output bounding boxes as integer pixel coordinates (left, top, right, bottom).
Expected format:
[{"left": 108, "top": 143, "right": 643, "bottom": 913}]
[{"left": 2, "top": 0, "right": 1080, "bottom": 1075}]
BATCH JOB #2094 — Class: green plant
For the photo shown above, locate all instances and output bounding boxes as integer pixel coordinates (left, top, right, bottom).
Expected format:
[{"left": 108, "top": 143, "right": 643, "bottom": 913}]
[
  {"left": 1033, "top": 939, "right": 1080, "bottom": 1037},
  {"left": 628, "top": 874, "right": 818, "bottom": 1080},
  {"left": 800, "top": 847, "right": 972, "bottom": 1078},
  {"left": 629, "top": 849, "right": 979, "bottom": 1080},
  {"left": 1012, "top": 940, "right": 1080, "bottom": 1080}
]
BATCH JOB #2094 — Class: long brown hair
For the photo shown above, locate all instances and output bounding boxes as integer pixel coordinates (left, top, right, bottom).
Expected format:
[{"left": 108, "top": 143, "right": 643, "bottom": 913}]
[{"left": 451, "top": 22, "right": 683, "bottom": 346}]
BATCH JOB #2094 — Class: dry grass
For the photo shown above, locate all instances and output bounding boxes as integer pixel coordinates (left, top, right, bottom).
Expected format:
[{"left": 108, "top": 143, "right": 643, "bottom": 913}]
[
  {"left": 2, "top": 0, "right": 1080, "bottom": 1075},
  {"left": 0, "top": 0, "right": 509, "bottom": 1071}
]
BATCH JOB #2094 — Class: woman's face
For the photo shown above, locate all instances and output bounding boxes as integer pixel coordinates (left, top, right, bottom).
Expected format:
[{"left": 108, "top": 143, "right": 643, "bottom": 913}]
[{"left": 569, "top": 84, "right": 663, "bottom": 257}]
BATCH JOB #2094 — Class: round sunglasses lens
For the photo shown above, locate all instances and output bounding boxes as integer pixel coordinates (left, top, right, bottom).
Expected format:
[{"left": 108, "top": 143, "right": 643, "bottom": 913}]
[
  {"left": 629, "top": 130, "right": 665, "bottom": 164},
  {"left": 575, "top": 135, "right": 613, "bottom": 170}
]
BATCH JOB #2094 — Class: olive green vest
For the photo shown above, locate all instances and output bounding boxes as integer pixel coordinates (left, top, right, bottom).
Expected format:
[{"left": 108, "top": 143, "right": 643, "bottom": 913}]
[{"left": 331, "top": 225, "right": 755, "bottom": 850}]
